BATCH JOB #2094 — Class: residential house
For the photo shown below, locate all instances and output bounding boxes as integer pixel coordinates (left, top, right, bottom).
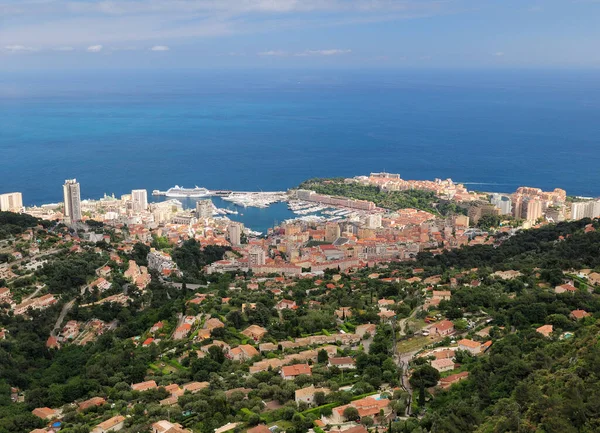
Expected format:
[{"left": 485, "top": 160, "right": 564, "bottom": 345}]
[
  {"left": 430, "top": 320, "right": 454, "bottom": 336},
  {"left": 329, "top": 396, "right": 391, "bottom": 424},
  {"left": 173, "top": 323, "right": 192, "bottom": 340},
  {"left": 355, "top": 323, "right": 376, "bottom": 338},
  {"left": 295, "top": 385, "right": 329, "bottom": 405},
  {"left": 536, "top": 324, "right": 553, "bottom": 337},
  {"left": 457, "top": 339, "right": 483, "bottom": 355},
  {"left": 92, "top": 415, "right": 126, "bottom": 433},
  {"left": 152, "top": 420, "right": 191, "bottom": 433},
  {"left": 275, "top": 299, "right": 297, "bottom": 310},
  {"left": 555, "top": 283, "right": 577, "bottom": 294},
  {"left": 241, "top": 325, "right": 268, "bottom": 341},
  {"left": 570, "top": 309, "right": 590, "bottom": 320},
  {"left": 431, "top": 358, "right": 455, "bottom": 373},
  {"left": 281, "top": 364, "right": 312, "bottom": 380},
  {"left": 78, "top": 397, "right": 106, "bottom": 412},
  {"left": 328, "top": 357, "right": 356, "bottom": 370},
  {"left": 204, "top": 318, "right": 225, "bottom": 332},
  {"left": 438, "top": 371, "right": 469, "bottom": 389},
  {"left": 229, "top": 344, "right": 259, "bottom": 362},
  {"left": 32, "top": 407, "right": 57, "bottom": 420},
  {"left": 131, "top": 380, "right": 157, "bottom": 392}
]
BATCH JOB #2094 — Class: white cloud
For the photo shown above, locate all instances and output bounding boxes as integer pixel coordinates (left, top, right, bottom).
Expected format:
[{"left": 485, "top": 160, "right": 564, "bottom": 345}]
[
  {"left": 87, "top": 44, "right": 103, "bottom": 52},
  {"left": 295, "top": 49, "right": 351, "bottom": 56},
  {"left": 494, "top": 51, "right": 505, "bottom": 56},
  {"left": 258, "top": 50, "right": 287, "bottom": 56},
  {"left": 3, "top": 45, "right": 37, "bottom": 53},
  {"left": 0, "top": 0, "right": 451, "bottom": 48},
  {"left": 151, "top": 45, "right": 169, "bottom": 51}
]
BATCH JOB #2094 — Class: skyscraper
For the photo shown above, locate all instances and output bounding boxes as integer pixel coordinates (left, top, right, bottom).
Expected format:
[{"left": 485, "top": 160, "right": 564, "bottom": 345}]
[
  {"left": 63, "top": 179, "right": 82, "bottom": 223},
  {"left": 0, "top": 192, "right": 23, "bottom": 212},
  {"left": 131, "top": 189, "right": 148, "bottom": 213},
  {"left": 196, "top": 199, "right": 213, "bottom": 219},
  {"left": 228, "top": 222, "right": 242, "bottom": 246}
]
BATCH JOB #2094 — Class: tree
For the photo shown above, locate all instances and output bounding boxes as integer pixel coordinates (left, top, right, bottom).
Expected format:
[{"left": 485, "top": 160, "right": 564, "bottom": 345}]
[
  {"left": 409, "top": 365, "right": 440, "bottom": 407},
  {"left": 343, "top": 406, "right": 360, "bottom": 422},
  {"left": 317, "top": 349, "right": 329, "bottom": 364}
]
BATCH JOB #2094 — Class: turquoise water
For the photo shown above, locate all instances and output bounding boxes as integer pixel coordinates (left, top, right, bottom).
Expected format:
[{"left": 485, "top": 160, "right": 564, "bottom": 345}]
[{"left": 2, "top": 69, "right": 600, "bottom": 231}]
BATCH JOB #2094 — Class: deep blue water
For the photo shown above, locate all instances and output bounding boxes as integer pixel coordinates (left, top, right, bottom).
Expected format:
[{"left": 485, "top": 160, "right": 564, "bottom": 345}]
[{"left": 2, "top": 69, "right": 600, "bottom": 231}]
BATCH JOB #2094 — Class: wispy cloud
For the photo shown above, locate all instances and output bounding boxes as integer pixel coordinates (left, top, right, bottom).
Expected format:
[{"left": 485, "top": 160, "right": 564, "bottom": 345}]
[
  {"left": 87, "top": 45, "right": 103, "bottom": 52},
  {"left": 258, "top": 50, "right": 287, "bottom": 56},
  {"left": 0, "top": 0, "right": 453, "bottom": 48},
  {"left": 494, "top": 51, "right": 505, "bottom": 56},
  {"left": 295, "top": 49, "right": 351, "bottom": 56},
  {"left": 3, "top": 45, "right": 37, "bottom": 53},
  {"left": 150, "top": 45, "right": 170, "bottom": 51}
]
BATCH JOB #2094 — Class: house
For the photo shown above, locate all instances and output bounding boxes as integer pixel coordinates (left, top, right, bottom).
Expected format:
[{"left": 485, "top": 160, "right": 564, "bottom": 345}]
[
  {"left": 196, "top": 329, "right": 211, "bottom": 340},
  {"left": 97, "top": 266, "right": 112, "bottom": 277},
  {"left": 152, "top": 420, "right": 191, "bottom": 433},
  {"left": 329, "top": 396, "right": 391, "bottom": 424},
  {"left": 377, "top": 299, "right": 395, "bottom": 310},
  {"left": 570, "top": 309, "right": 590, "bottom": 320},
  {"left": 131, "top": 380, "right": 157, "bottom": 392},
  {"left": 457, "top": 339, "right": 483, "bottom": 355},
  {"left": 555, "top": 283, "right": 577, "bottom": 294},
  {"left": 536, "top": 324, "right": 553, "bottom": 337},
  {"left": 432, "top": 290, "right": 451, "bottom": 301},
  {"left": 229, "top": 344, "right": 259, "bottom": 361},
  {"left": 275, "top": 299, "right": 297, "bottom": 310},
  {"left": 328, "top": 357, "right": 356, "bottom": 370},
  {"left": 334, "top": 307, "right": 352, "bottom": 319},
  {"left": 588, "top": 272, "right": 600, "bottom": 286},
  {"left": 338, "top": 426, "right": 368, "bottom": 433},
  {"left": 259, "top": 342, "right": 278, "bottom": 352},
  {"left": 92, "top": 415, "right": 126, "bottom": 433},
  {"left": 430, "top": 320, "right": 454, "bottom": 336},
  {"left": 173, "top": 323, "right": 192, "bottom": 340},
  {"left": 214, "top": 423, "right": 240, "bottom": 433},
  {"left": 91, "top": 277, "right": 112, "bottom": 292},
  {"left": 32, "top": 407, "right": 57, "bottom": 420},
  {"left": 78, "top": 397, "right": 106, "bottom": 411},
  {"left": 356, "top": 323, "right": 376, "bottom": 338},
  {"left": 281, "top": 363, "right": 312, "bottom": 380},
  {"left": 438, "top": 371, "right": 469, "bottom": 389},
  {"left": 142, "top": 337, "right": 155, "bottom": 347},
  {"left": 201, "top": 340, "right": 230, "bottom": 354},
  {"left": 433, "top": 349, "right": 455, "bottom": 360},
  {"left": 241, "top": 325, "right": 268, "bottom": 341},
  {"left": 247, "top": 425, "right": 272, "bottom": 433},
  {"left": 295, "top": 385, "right": 329, "bottom": 405},
  {"left": 431, "top": 358, "right": 455, "bottom": 372},
  {"left": 204, "top": 318, "right": 225, "bottom": 332},
  {"left": 182, "top": 381, "right": 209, "bottom": 393},
  {"left": 378, "top": 310, "right": 396, "bottom": 322},
  {"left": 150, "top": 321, "right": 164, "bottom": 333}
]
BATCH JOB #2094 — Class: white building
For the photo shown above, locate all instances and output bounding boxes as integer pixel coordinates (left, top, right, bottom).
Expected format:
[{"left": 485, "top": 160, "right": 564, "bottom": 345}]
[
  {"left": 0, "top": 192, "right": 23, "bottom": 212},
  {"left": 228, "top": 222, "right": 242, "bottom": 246},
  {"left": 63, "top": 179, "right": 82, "bottom": 223},
  {"left": 248, "top": 246, "right": 266, "bottom": 267},
  {"left": 131, "top": 189, "right": 148, "bottom": 213},
  {"left": 196, "top": 199, "right": 213, "bottom": 219}
]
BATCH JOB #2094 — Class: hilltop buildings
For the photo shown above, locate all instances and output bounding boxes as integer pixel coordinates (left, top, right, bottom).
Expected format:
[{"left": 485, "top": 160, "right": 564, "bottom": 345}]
[{"left": 63, "top": 179, "right": 82, "bottom": 223}]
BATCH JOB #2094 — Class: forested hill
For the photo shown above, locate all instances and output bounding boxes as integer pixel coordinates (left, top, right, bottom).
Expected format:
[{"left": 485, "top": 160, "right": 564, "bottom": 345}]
[
  {"left": 413, "top": 217, "right": 600, "bottom": 272},
  {"left": 0, "top": 212, "right": 51, "bottom": 240},
  {"left": 297, "top": 178, "right": 466, "bottom": 216}
]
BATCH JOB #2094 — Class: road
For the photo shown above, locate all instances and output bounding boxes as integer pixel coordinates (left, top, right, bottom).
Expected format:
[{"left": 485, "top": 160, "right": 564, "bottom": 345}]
[{"left": 51, "top": 299, "right": 75, "bottom": 337}]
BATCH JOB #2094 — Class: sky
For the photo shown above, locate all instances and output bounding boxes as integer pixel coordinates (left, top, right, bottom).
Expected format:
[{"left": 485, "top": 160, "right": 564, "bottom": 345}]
[{"left": 1, "top": 0, "right": 600, "bottom": 70}]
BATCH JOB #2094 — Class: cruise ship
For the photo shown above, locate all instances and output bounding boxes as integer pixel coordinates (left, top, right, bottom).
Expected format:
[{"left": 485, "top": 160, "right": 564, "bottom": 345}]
[{"left": 152, "top": 186, "right": 211, "bottom": 198}]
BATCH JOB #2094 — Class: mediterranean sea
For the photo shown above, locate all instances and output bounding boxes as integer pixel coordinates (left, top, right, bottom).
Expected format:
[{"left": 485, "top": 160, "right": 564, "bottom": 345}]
[{"left": 2, "top": 69, "right": 600, "bottom": 231}]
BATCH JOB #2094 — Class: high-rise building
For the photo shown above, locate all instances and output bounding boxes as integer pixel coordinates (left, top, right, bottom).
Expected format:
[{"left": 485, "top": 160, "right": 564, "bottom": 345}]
[
  {"left": 131, "top": 189, "right": 148, "bottom": 213},
  {"left": 366, "top": 214, "right": 382, "bottom": 229},
  {"left": 0, "top": 192, "right": 23, "bottom": 212},
  {"left": 248, "top": 246, "right": 266, "bottom": 267},
  {"left": 524, "top": 198, "right": 542, "bottom": 222},
  {"left": 63, "top": 179, "right": 82, "bottom": 223},
  {"left": 325, "top": 222, "right": 341, "bottom": 242},
  {"left": 195, "top": 200, "right": 213, "bottom": 219},
  {"left": 228, "top": 222, "right": 242, "bottom": 246},
  {"left": 491, "top": 194, "right": 512, "bottom": 215}
]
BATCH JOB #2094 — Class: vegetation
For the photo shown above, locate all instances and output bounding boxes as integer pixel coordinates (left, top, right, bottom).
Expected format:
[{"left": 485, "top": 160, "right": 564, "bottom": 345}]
[{"left": 298, "top": 178, "right": 466, "bottom": 216}]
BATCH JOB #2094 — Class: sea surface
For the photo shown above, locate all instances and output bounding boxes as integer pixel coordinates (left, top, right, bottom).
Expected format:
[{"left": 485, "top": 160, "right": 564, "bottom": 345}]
[{"left": 2, "top": 69, "right": 600, "bottom": 231}]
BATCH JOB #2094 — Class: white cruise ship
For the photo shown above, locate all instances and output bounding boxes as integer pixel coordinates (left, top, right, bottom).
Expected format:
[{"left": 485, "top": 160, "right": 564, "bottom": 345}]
[{"left": 152, "top": 186, "right": 211, "bottom": 198}]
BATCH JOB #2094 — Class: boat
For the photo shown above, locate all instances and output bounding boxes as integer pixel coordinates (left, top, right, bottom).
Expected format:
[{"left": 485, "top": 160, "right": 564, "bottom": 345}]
[{"left": 153, "top": 186, "right": 211, "bottom": 198}]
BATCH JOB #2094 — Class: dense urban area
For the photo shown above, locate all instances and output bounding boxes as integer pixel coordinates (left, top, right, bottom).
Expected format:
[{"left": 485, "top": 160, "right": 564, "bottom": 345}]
[{"left": 2, "top": 173, "right": 600, "bottom": 433}]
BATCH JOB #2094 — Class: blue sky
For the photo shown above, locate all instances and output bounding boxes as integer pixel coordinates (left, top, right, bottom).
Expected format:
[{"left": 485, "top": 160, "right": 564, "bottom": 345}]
[{"left": 1, "top": 0, "right": 600, "bottom": 69}]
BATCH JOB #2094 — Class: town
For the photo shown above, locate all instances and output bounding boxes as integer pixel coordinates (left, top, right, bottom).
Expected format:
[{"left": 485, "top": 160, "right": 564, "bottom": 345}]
[{"left": 1, "top": 174, "right": 600, "bottom": 433}]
